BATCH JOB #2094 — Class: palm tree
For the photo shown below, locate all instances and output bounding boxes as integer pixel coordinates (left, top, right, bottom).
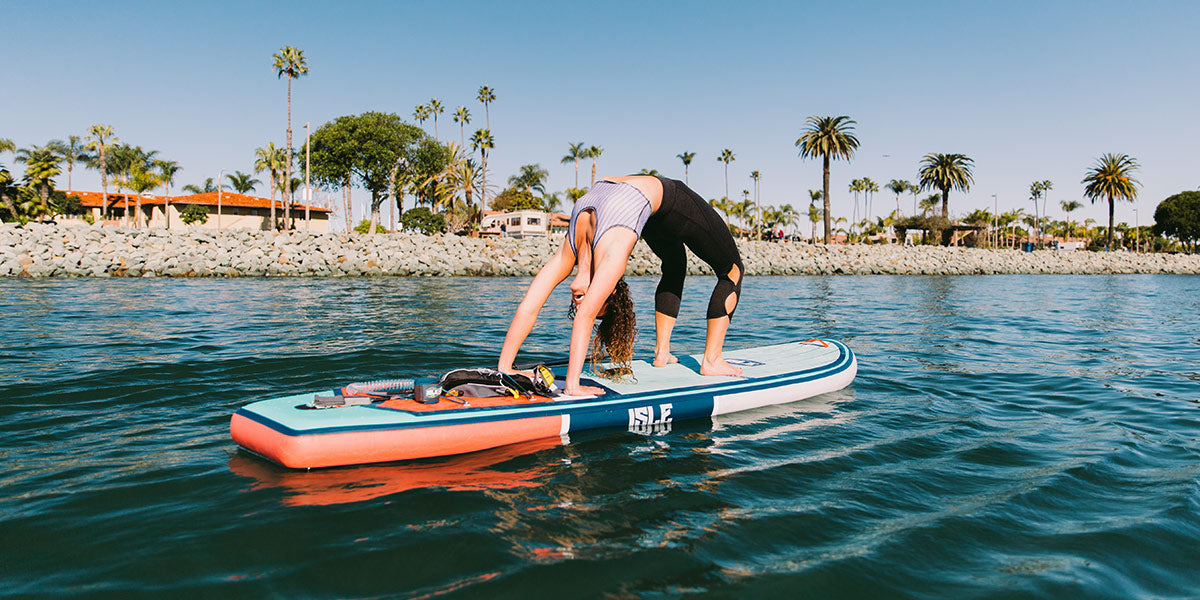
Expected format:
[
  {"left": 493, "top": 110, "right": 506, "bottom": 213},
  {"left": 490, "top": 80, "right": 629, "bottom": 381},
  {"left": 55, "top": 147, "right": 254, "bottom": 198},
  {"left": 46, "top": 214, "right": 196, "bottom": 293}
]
[
  {"left": 15, "top": 144, "right": 62, "bottom": 213},
  {"left": 1060, "top": 199, "right": 1082, "bottom": 241},
  {"left": 226, "top": 170, "right": 260, "bottom": 194},
  {"left": 1028, "top": 180, "right": 1052, "bottom": 247},
  {"left": 413, "top": 104, "right": 431, "bottom": 130},
  {"left": 85, "top": 125, "right": 117, "bottom": 219},
  {"left": 677, "top": 151, "right": 695, "bottom": 184},
  {"left": 428, "top": 98, "right": 444, "bottom": 140},
  {"left": 48, "top": 136, "right": 93, "bottom": 191},
  {"left": 887, "top": 179, "right": 910, "bottom": 217},
  {"left": 273, "top": 46, "right": 308, "bottom": 232},
  {"left": 255, "top": 143, "right": 287, "bottom": 231},
  {"left": 709, "top": 196, "right": 733, "bottom": 227},
  {"left": 848, "top": 178, "right": 864, "bottom": 237},
  {"left": 1082, "top": 153, "right": 1139, "bottom": 250},
  {"left": 470, "top": 128, "right": 495, "bottom": 213},
  {"left": 795, "top": 115, "right": 859, "bottom": 243},
  {"left": 917, "top": 153, "right": 974, "bottom": 219},
  {"left": 862, "top": 177, "right": 879, "bottom": 222},
  {"left": 585, "top": 145, "right": 603, "bottom": 186},
  {"left": 561, "top": 142, "right": 586, "bottom": 188},
  {"left": 453, "top": 106, "right": 471, "bottom": 149},
  {"left": 509, "top": 163, "right": 549, "bottom": 197},
  {"left": 477, "top": 85, "right": 496, "bottom": 129},
  {"left": 127, "top": 166, "right": 160, "bottom": 228},
  {"left": 750, "top": 170, "right": 762, "bottom": 240},
  {"left": 716, "top": 149, "right": 735, "bottom": 203},
  {"left": 155, "top": 159, "right": 181, "bottom": 229}
]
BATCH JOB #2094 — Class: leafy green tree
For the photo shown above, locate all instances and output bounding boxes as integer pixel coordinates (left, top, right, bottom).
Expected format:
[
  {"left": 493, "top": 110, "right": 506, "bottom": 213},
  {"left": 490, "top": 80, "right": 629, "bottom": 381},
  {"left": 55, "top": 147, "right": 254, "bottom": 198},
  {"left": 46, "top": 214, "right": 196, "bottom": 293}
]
[
  {"left": 1152, "top": 191, "right": 1200, "bottom": 253},
  {"left": 639, "top": 168, "right": 661, "bottom": 176},
  {"left": 0, "top": 166, "right": 20, "bottom": 221},
  {"left": 311, "top": 112, "right": 427, "bottom": 234},
  {"left": 677, "top": 151, "right": 696, "bottom": 184},
  {"left": 399, "top": 206, "right": 446, "bottom": 234},
  {"left": 543, "top": 191, "right": 563, "bottom": 213},
  {"left": 1082, "top": 153, "right": 1139, "bottom": 250},
  {"left": 274, "top": 46, "right": 308, "bottom": 228},
  {"left": 585, "top": 145, "right": 603, "bottom": 186},
  {"left": 409, "top": 137, "right": 454, "bottom": 211},
  {"left": 491, "top": 187, "right": 542, "bottom": 211},
  {"left": 886, "top": 179, "right": 910, "bottom": 216},
  {"left": 795, "top": 115, "right": 859, "bottom": 243},
  {"left": 477, "top": 85, "right": 496, "bottom": 129},
  {"left": 561, "top": 142, "right": 586, "bottom": 189},
  {"left": 918, "top": 153, "right": 974, "bottom": 220},
  {"left": 709, "top": 196, "right": 733, "bottom": 228},
  {"left": 85, "top": 125, "right": 117, "bottom": 219},
  {"left": 226, "top": 170, "right": 259, "bottom": 194},
  {"left": 717, "top": 148, "right": 735, "bottom": 203},
  {"left": 15, "top": 144, "right": 62, "bottom": 211},
  {"left": 509, "top": 163, "right": 549, "bottom": 197},
  {"left": 453, "top": 106, "right": 471, "bottom": 149},
  {"left": 49, "top": 136, "right": 93, "bottom": 191}
]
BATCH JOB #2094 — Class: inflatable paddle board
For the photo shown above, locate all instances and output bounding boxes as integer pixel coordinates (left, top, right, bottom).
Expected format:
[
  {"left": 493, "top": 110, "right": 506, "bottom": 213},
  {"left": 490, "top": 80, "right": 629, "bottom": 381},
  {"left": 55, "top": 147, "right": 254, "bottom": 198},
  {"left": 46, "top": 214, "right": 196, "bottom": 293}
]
[{"left": 231, "top": 339, "right": 856, "bottom": 469}]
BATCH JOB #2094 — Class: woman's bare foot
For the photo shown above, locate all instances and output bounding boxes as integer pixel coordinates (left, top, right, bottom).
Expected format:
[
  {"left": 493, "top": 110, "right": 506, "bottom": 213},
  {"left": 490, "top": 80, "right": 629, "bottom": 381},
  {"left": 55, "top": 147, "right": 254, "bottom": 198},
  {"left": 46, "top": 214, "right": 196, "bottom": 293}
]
[
  {"left": 653, "top": 353, "right": 679, "bottom": 367},
  {"left": 700, "top": 357, "right": 743, "bottom": 377}
]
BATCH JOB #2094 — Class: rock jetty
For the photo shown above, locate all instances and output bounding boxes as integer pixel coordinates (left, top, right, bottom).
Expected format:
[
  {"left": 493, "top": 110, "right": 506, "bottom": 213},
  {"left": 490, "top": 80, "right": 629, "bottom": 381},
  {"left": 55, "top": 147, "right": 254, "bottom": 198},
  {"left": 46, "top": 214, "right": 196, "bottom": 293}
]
[{"left": 2, "top": 224, "right": 1197, "bottom": 278}]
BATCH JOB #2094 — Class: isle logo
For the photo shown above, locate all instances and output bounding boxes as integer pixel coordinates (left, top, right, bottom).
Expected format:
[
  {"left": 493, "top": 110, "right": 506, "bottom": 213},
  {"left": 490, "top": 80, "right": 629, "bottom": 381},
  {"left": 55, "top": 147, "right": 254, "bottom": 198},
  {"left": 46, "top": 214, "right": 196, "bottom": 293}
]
[{"left": 628, "top": 403, "right": 673, "bottom": 435}]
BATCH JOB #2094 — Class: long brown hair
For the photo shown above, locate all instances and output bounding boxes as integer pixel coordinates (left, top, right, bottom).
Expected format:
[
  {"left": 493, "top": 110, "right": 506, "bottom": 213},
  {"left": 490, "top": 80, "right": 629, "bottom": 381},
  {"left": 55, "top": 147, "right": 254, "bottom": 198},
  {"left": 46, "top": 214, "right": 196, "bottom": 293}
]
[{"left": 568, "top": 278, "right": 637, "bottom": 379}]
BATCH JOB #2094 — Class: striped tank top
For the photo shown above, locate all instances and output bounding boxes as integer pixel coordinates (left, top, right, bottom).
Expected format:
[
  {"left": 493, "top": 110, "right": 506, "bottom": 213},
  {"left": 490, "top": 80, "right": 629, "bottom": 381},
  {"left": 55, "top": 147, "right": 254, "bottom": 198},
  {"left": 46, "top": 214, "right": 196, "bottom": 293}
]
[{"left": 568, "top": 180, "right": 653, "bottom": 256}]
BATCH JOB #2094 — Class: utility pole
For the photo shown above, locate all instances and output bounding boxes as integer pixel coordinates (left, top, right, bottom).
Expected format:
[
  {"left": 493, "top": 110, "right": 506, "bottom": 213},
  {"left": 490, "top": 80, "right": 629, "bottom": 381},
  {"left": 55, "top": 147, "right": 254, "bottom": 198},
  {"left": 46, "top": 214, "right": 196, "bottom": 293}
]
[{"left": 992, "top": 194, "right": 998, "bottom": 248}]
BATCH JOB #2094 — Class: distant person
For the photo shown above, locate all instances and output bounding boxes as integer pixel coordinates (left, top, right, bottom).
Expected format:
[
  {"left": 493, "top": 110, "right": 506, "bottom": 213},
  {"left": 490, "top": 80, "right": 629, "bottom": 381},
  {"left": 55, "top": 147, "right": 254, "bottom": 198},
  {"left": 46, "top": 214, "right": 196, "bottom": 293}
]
[
  {"left": 497, "top": 175, "right": 744, "bottom": 396},
  {"left": 499, "top": 222, "right": 507, "bottom": 238}
]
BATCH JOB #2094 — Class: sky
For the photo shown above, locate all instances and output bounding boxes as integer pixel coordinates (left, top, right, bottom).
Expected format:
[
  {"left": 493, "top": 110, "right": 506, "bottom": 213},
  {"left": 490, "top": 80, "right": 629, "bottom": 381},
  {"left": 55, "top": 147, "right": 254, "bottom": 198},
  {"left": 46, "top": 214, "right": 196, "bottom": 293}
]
[{"left": 3, "top": 0, "right": 1197, "bottom": 230}]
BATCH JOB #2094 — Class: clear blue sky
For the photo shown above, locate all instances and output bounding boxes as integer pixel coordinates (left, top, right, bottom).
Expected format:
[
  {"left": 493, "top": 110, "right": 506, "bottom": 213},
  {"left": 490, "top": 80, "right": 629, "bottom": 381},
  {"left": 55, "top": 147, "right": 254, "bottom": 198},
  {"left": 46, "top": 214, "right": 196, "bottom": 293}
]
[{"left": 4, "top": 0, "right": 1197, "bottom": 230}]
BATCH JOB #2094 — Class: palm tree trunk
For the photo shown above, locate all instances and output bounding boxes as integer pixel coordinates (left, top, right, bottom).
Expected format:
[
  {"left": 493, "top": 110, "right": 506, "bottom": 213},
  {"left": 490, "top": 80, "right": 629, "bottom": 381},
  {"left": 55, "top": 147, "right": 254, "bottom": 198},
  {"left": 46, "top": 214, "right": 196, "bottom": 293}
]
[
  {"left": 99, "top": 149, "right": 108, "bottom": 220},
  {"left": 822, "top": 154, "right": 831, "bottom": 244},
  {"left": 574, "top": 159, "right": 579, "bottom": 189},
  {"left": 1107, "top": 195, "right": 1115, "bottom": 251},
  {"left": 136, "top": 195, "right": 142, "bottom": 228},
  {"left": 590, "top": 159, "right": 596, "bottom": 187},
  {"left": 941, "top": 188, "right": 949, "bottom": 219},
  {"left": 482, "top": 152, "right": 489, "bottom": 212}
]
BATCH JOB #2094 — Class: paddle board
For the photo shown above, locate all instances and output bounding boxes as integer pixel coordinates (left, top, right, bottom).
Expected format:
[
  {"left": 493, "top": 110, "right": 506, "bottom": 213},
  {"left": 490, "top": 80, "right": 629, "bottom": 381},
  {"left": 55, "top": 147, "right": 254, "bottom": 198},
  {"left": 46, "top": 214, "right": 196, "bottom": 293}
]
[{"left": 231, "top": 339, "right": 856, "bottom": 469}]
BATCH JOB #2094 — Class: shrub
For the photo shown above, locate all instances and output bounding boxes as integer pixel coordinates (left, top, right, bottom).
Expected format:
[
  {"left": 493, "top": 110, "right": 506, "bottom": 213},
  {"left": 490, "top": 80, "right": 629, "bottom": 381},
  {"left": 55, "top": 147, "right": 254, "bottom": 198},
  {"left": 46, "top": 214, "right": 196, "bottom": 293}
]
[
  {"left": 353, "top": 219, "right": 388, "bottom": 234},
  {"left": 180, "top": 204, "right": 209, "bottom": 225},
  {"left": 399, "top": 207, "right": 445, "bottom": 234}
]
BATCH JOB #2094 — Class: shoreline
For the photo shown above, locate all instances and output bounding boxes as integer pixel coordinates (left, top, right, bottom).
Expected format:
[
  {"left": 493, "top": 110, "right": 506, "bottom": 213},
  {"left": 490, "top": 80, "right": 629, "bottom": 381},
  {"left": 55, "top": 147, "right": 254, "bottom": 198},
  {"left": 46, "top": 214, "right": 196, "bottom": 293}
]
[{"left": 2, "top": 224, "right": 1198, "bottom": 278}]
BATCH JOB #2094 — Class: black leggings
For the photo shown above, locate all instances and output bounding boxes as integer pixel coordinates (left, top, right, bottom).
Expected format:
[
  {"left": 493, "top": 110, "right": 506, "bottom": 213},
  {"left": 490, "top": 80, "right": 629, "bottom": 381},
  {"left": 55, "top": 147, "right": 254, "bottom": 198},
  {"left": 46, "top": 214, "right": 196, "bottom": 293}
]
[{"left": 641, "top": 177, "right": 743, "bottom": 320}]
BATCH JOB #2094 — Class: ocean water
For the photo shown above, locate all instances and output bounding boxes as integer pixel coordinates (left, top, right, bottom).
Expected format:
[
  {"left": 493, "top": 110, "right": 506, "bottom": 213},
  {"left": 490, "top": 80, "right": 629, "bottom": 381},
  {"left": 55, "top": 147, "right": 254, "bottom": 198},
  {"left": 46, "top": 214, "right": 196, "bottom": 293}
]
[{"left": 0, "top": 275, "right": 1197, "bottom": 599}]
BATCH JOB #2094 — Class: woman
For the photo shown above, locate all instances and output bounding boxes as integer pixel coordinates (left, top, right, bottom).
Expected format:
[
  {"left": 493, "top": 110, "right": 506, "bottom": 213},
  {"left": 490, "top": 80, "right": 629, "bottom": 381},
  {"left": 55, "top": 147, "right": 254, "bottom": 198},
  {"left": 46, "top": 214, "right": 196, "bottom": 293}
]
[{"left": 497, "top": 175, "right": 744, "bottom": 396}]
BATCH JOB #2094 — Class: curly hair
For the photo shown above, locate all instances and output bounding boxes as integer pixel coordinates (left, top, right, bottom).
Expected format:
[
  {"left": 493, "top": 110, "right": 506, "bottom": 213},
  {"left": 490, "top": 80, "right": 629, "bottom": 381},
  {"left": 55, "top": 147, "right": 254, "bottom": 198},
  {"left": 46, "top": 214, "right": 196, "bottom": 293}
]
[{"left": 567, "top": 278, "right": 637, "bottom": 380}]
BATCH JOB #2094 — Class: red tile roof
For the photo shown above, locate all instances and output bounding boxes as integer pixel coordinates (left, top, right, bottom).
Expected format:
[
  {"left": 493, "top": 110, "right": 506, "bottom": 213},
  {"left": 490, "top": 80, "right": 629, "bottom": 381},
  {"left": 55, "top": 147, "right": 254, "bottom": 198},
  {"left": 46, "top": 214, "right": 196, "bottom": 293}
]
[{"left": 64, "top": 190, "right": 330, "bottom": 213}]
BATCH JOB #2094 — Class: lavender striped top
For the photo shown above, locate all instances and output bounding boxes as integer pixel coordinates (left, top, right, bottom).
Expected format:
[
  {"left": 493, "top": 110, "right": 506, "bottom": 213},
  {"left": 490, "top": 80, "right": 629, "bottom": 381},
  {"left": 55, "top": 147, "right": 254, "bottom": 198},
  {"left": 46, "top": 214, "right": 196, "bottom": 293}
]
[{"left": 568, "top": 180, "right": 653, "bottom": 256}]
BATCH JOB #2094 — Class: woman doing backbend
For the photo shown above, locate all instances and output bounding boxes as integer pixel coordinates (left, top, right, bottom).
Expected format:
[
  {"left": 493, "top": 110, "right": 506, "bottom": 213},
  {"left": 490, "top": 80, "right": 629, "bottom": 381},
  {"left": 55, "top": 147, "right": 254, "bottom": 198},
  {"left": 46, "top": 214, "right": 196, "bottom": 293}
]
[{"left": 497, "top": 175, "right": 744, "bottom": 396}]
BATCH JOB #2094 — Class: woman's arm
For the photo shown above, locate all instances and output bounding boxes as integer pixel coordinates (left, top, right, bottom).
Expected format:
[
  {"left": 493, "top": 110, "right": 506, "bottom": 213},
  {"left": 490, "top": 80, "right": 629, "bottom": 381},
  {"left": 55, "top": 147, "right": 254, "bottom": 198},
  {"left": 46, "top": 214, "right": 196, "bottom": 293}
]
[
  {"left": 564, "top": 229, "right": 639, "bottom": 395},
  {"left": 497, "top": 240, "right": 576, "bottom": 373}
]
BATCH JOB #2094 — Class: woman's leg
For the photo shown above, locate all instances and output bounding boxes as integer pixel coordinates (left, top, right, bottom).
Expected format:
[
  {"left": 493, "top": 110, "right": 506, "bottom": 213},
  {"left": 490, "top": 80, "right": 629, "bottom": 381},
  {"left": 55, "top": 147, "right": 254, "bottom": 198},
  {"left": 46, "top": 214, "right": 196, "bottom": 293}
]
[
  {"left": 643, "top": 231, "right": 687, "bottom": 366},
  {"left": 701, "top": 260, "right": 743, "bottom": 376}
]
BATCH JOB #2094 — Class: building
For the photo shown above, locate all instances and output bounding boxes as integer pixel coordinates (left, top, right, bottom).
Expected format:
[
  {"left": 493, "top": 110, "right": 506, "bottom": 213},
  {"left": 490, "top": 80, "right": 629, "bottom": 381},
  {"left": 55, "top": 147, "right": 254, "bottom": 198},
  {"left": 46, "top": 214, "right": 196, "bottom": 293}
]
[
  {"left": 480, "top": 210, "right": 569, "bottom": 238},
  {"left": 65, "top": 190, "right": 332, "bottom": 233}
]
